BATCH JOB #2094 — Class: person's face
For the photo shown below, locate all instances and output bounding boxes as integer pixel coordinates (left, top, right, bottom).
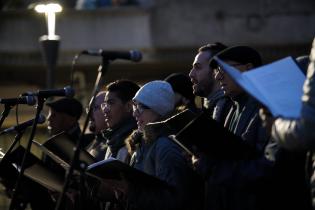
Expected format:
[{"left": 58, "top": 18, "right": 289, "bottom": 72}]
[
  {"left": 47, "top": 109, "right": 69, "bottom": 135},
  {"left": 132, "top": 102, "right": 160, "bottom": 132},
  {"left": 101, "top": 91, "right": 133, "bottom": 128},
  {"left": 189, "top": 51, "right": 215, "bottom": 97},
  {"left": 88, "top": 93, "right": 107, "bottom": 133},
  {"left": 214, "top": 60, "right": 252, "bottom": 97}
]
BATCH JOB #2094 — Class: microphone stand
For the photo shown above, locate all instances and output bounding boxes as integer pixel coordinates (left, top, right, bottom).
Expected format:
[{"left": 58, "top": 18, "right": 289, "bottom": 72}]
[
  {"left": 9, "top": 97, "right": 45, "bottom": 210},
  {"left": 1, "top": 130, "right": 25, "bottom": 209},
  {"left": 0, "top": 104, "right": 14, "bottom": 130},
  {"left": 2, "top": 130, "right": 25, "bottom": 160},
  {"left": 55, "top": 58, "right": 110, "bottom": 210}
]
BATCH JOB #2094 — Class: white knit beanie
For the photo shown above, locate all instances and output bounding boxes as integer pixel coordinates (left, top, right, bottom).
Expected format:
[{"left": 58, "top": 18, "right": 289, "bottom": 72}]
[{"left": 133, "top": 80, "right": 175, "bottom": 116}]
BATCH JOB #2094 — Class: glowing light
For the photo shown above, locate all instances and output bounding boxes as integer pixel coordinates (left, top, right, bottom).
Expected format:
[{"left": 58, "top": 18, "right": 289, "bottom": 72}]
[{"left": 35, "top": 3, "right": 62, "bottom": 40}]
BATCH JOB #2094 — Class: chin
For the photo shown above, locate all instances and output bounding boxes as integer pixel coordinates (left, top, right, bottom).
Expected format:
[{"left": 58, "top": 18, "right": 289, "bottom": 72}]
[{"left": 194, "top": 89, "right": 204, "bottom": 97}]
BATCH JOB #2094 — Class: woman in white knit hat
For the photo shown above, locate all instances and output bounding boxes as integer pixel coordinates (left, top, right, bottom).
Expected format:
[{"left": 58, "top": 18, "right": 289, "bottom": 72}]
[
  {"left": 132, "top": 80, "right": 175, "bottom": 131},
  {"left": 125, "top": 80, "right": 203, "bottom": 210}
]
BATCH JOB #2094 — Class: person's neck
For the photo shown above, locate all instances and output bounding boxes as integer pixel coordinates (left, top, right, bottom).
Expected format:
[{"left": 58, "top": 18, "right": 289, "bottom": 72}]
[
  {"left": 110, "top": 115, "right": 135, "bottom": 131},
  {"left": 66, "top": 122, "right": 79, "bottom": 133},
  {"left": 205, "top": 83, "right": 221, "bottom": 99},
  {"left": 230, "top": 92, "right": 248, "bottom": 103},
  {"left": 211, "top": 82, "right": 221, "bottom": 95}
]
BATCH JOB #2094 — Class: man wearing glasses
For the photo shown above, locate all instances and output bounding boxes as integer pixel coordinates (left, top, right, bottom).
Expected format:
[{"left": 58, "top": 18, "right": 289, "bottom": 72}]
[
  {"left": 205, "top": 45, "right": 272, "bottom": 210},
  {"left": 85, "top": 91, "right": 109, "bottom": 161}
]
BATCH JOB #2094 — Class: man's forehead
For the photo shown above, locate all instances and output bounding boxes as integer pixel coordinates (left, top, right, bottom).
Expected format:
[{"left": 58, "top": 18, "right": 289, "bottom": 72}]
[
  {"left": 95, "top": 93, "right": 106, "bottom": 102},
  {"left": 104, "top": 91, "right": 119, "bottom": 101},
  {"left": 49, "top": 108, "right": 64, "bottom": 116},
  {"left": 194, "top": 51, "right": 212, "bottom": 63}
]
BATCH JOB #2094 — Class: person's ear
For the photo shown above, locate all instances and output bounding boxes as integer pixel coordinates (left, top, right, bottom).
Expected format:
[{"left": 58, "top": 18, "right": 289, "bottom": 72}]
[
  {"left": 125, "top": 100, "right": 134, "bottom": 113},
  {"left": 244, "top": 63, "right": 254, "bottom": 71}
]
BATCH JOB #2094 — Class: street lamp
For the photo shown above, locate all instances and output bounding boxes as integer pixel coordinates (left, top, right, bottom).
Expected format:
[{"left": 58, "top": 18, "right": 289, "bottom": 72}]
[
  {"left": 35, "top": 3, "right": 62, "bottom": 89},
  {"left": 35, "top": 3, "right": 62, "bottom": 40}
]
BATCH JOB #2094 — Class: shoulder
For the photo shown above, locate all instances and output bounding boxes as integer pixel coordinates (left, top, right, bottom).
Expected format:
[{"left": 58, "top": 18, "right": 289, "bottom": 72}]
[
  {"left": 116, "top": 146, "right": 130, "bottom": 163},
  {"left": 152, "top": 136, "right": 183, "bottom": 159},
  {"left": 154, "top": 136, "right": 177, "bottom": 149}
]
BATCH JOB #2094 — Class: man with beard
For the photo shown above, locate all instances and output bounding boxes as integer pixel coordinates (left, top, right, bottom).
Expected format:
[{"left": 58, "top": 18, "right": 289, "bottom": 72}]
[{"left": 189, "top": 42, "right": 231, "bottom": 122}]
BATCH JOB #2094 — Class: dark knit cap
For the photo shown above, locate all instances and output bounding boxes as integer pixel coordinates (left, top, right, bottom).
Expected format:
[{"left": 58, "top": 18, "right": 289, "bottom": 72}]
[
  {"left": 46, "top": 97, "right": 83, "bottom": 119},
  {"left": 164, "top": 73, "right": 195, "bottom": 102},
  {"left": 210, "top": 45, "right": 262, "bottom": 68}
]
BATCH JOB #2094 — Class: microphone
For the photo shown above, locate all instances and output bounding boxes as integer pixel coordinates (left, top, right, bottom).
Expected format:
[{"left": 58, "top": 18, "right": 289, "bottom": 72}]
[
  {"left": 0, "top": 114, "right": 46, "bottom": 134},
  {"left": 81, "top": 49, "right": 142, "bottom": 62},
  {"left": 23, "top": 86, "right": 75, "bottom": 98},
  {"left": 0, "top": 96, "right": 36, "bottom": 106}
]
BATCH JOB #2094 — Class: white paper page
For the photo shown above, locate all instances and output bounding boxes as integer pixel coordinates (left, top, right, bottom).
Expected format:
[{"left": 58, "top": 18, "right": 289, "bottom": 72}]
[
  {"left": 243, "top": 57, "right": 305, "bottom": 118},
  {"left": 213, "top": 57, "right": 271, "bottom": 109},
  {"left": 87, "top": 157, "right": 117, "bottom": 170}
]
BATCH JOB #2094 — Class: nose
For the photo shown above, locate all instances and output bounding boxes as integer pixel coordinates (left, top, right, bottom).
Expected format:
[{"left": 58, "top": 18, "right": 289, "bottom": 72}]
[{"left": 189, "top": 68, "right": 194, "bottom": 79}]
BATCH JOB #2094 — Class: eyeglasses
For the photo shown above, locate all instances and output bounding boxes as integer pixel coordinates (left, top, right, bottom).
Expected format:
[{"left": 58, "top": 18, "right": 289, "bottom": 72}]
[
  {"left": 132, "top": 103, "right": 150, "bottom": 115},
  {"left": 214, "top": 63, "right": 244, "bottom": 78},
  {"left": 100, "top": 102, "right": 107, "bottom": 111}
]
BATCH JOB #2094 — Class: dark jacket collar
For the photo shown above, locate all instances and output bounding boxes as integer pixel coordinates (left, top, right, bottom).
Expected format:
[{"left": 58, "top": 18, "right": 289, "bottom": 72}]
[{"left": 103, "top": 117, "right": 137, "bottom": 155}]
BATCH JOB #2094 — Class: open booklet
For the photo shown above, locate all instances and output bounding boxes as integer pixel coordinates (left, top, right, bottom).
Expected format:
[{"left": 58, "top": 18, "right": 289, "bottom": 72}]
[
  {"left": 170, "top": 112, "right": 257, "bottom": 159},
  {"left": 37, "top": 131, "right": 96, "bottom": 167},
  {"left": 0, "top": 132, "right": 96, "bottom": 193},
  {"left": 86, "top": 158, "right": 169, "bottom": 187},
  {"left": 213, "top": 56, "right": 305, "bottom": 118},
  {"left": 25, "top": 132, "right": 96, "bottom": 191},
  {"left": 0, "top": 145, "right": 65, "bottom": 193},
  {"left": 24, "top": 159, "right": 65, "bottom": 192},
  {"left": 0, "top": 132, "right": 168, "bottom": 193}
]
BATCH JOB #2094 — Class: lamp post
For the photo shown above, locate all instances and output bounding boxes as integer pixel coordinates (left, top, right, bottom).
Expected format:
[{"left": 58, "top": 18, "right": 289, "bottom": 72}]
[{"left": 35, "top": 3, "right": 62, "bottom": 89}]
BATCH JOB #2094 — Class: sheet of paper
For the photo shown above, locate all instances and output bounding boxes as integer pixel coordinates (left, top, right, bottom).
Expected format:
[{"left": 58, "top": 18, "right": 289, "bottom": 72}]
[
  {"left": 244, "top": 57, "right": 305, "bottom": 117},
  {"left": 214, "top": 56, "right": 305, "bottom": 118}
]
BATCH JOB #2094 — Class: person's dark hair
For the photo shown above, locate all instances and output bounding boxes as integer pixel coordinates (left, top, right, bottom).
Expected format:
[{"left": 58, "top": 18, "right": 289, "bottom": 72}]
[
  {"left": 106, "top": 79, "right": 140, "bottom": 103},
  {"left": 198, "top": 42, "right": 228, "bottom": 56},
  {"left": 164, "top": 73, "right": 195, "bottom": 103}
]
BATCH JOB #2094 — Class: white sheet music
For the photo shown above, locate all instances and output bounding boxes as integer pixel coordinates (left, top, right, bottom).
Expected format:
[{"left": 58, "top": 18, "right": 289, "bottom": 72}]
[{"left": 214, "top": 56, "right": 305, "bottom": 118}]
